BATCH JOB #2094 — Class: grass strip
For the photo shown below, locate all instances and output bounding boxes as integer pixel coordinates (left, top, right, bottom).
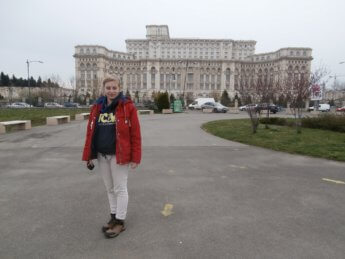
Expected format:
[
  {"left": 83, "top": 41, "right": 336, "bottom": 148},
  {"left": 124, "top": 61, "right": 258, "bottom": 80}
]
[
  {"left": 0, "top": 108, "right": 90, "bottom": 127},
  {"left": 202, "top": 119, "right": 345, "bottom": 162}
]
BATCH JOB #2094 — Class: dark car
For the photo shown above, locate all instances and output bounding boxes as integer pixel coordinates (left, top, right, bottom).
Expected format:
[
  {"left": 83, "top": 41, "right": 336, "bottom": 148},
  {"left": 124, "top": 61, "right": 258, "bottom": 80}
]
[
  {"left": 64, "top": 102, "right": 80, "bottom": 108},
  {"left": 256, "top": 103, "right": 279, "bottom": 114}
]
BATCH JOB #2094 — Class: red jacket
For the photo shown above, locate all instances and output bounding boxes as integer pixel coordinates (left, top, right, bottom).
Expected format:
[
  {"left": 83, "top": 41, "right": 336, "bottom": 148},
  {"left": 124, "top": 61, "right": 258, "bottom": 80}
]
[{"left": 82, "top": 96, "right": 141, "bottom": 164}]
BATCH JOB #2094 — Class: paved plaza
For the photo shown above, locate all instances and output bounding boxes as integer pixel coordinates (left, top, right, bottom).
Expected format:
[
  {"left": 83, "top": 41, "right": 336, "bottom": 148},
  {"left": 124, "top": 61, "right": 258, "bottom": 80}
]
[{"left": 0, "top": 111, "right": 344, "bottom": 258}]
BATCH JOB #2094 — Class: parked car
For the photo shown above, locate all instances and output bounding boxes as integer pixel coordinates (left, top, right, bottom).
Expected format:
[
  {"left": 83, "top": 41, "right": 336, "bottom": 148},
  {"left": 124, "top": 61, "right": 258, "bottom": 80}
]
[
  {"left": 336, "top": 106, "right": 345, "bottom": 112},
  {"left": 201, "top": 102, "right": 229, "bottom": 113},
  {"left": 319, "top": 103, "right": 330, "bottom": 112},
  {"left": 188, "top": 98, "right": 215, "bottom": 110},
  {"left": 6, "top": 102, "right": 32, "bottom": 108},
  {"left": 239, "top": 104, "right": 257, "bottom": 111},
  {"left": 256, "top": 103, "right": 279, "bottom": 114},
  {"left": 308, "top": 103, "right": 330, "bottom": 112},
  {"left": 64, "top": 102, "right": 80, "bottom": 108},
  {"left": 44, "top": 102, "right": 63, "bottom": 108}
]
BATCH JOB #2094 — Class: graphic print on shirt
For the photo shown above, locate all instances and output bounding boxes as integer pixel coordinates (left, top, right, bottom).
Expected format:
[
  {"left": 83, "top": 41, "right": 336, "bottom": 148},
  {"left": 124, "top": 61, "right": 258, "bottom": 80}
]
[{"left": 98, "top": 113, "right": 116, "bottom": 125}]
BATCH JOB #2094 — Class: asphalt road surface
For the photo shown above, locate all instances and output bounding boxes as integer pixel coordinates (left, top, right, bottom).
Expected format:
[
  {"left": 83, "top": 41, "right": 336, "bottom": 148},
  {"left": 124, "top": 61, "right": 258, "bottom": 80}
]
[{"left": 0, "top": 111, "right": 344, "bottom": 259}]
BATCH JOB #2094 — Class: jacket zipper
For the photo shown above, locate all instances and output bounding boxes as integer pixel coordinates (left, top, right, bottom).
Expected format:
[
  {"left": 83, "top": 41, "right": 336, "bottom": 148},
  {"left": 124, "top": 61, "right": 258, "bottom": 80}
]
[{"left": 116, "top": 106, "right": 122, "bottom": 164}]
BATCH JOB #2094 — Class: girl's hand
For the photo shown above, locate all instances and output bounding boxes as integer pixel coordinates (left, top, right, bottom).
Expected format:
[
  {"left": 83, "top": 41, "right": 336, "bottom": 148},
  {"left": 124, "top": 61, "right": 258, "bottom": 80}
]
[
  {"left": 130, "top": 162, "right": 138, "bottom": 169},
  {"left": 86, "top": 160, "right": 94, "bottom": 170}
]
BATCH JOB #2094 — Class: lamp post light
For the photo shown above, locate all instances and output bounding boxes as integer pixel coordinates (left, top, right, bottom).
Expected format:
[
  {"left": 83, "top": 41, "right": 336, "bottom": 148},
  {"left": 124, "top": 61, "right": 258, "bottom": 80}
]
[{"left": 27, "top": 59, "right": 43, "bottom": 106}]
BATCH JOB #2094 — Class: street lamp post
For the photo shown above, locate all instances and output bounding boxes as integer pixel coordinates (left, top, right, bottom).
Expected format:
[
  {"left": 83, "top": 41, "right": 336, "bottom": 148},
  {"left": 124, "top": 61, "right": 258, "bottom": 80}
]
[{"left": 27, "top": 59, "right": 43, "bottom": 106}]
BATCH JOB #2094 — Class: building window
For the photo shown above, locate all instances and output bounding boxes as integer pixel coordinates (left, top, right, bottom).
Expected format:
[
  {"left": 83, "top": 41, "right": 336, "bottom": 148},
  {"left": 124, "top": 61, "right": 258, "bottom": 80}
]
[
  {"left": 160, "top": 74, "right": 164, "bottom": 89},
  {"left": 200, "top": 74, "right": 204, "bottom": 89},
  {"left": 143, "top": 73, "right": 147, "bottom": 89},
  {"left": 151, "top": 67, "right": 156, "bottom": 89},
  {"left": 205, "top": 75, "right": 209, "bottom": 90}
]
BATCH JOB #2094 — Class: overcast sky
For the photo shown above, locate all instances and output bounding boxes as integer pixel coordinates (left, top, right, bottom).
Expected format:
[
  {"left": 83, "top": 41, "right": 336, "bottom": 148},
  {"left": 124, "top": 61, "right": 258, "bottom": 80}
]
[{"left": 1, "top": 0, "right": 345, "bottom": 87}]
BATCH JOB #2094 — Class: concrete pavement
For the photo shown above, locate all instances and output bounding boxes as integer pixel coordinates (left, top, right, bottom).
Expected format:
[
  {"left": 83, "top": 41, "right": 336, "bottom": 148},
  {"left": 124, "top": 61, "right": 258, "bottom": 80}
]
[{"left": 0, "top": 111, "right": 344, "bottom": 258}]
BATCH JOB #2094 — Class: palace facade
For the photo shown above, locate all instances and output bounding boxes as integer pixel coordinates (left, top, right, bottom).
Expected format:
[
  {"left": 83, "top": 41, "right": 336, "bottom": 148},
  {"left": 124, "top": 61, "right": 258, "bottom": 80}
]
[{"left": 73, "top": 25, "right": 313, "bottom": 101}]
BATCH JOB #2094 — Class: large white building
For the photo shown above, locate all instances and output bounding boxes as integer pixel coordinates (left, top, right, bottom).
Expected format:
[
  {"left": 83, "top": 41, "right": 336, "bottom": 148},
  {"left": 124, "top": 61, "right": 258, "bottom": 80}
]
[{"left": 74, "top": 25, "right": 312, "bottom": 102}]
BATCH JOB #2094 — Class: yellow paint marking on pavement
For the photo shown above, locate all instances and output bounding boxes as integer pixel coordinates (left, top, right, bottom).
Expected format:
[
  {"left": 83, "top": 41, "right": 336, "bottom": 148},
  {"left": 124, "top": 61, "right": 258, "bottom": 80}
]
[
  {"left": 229, "top": 164, "right": 247, "bottom": 169},
  {"left": 161, "top": 203, "right": 174, "bottom": 216},
  {"left": 322, "top": 178, "right": 345, "bottom": 185}
]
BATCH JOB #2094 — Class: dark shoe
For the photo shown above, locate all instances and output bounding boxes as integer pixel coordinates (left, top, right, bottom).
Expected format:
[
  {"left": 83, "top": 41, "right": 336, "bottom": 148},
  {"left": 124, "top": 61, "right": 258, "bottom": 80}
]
[
  {"left": 102, "top": 214, "right": 116, "bottom": 233},
  {"left": 104, "top": 219, "right": 126, "bottom": 238}
]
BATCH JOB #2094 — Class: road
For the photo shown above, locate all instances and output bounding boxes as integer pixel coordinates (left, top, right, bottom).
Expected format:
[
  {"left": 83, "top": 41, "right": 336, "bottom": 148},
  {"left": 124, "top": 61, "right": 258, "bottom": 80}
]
[{"left": 0, "top": 111, "right": 344, "bottom": 258}]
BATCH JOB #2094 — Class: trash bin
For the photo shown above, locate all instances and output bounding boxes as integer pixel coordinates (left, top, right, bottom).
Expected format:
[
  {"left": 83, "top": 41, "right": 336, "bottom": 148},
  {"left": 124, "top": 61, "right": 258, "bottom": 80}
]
[{"left": 173, "top": 100, "right": 182, "bottom": 113}]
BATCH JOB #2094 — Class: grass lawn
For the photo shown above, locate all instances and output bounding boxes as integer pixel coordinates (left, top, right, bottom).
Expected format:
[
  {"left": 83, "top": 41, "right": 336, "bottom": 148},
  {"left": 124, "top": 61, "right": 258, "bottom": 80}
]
[
  {"left": 0, "top": 108, "right": 90, "bottom": 127},
  {"left": 202, "top": 119, "right": 345, "bottom": 162}
]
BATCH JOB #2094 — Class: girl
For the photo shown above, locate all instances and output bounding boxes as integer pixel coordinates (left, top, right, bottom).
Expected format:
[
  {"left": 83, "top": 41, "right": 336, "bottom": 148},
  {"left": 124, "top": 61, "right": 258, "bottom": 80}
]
[{"left": 82, "top": 76, "right": 141, "bottom": 238}]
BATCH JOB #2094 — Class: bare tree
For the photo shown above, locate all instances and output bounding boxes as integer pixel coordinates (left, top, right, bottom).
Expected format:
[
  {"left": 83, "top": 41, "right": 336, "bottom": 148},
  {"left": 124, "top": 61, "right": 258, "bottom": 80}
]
[
  {"left": 237, "top": 70, "right": 261, "bottom": 133},
  {"left": 285, "top": 65, "right": 329, "bottom": 133},
  {"left": 255, "top": 68, "right": 279, "bottom": 128}
]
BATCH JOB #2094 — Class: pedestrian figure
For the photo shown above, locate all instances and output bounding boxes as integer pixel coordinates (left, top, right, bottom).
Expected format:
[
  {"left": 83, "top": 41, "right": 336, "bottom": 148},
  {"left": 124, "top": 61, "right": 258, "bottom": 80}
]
[{"left": 82, "top": 76, "right": 141, "bottom": 238}]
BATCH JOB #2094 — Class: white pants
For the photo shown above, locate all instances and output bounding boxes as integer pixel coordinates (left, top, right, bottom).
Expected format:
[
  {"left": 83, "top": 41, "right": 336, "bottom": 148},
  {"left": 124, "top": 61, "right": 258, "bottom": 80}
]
[{"left": 97, "top": 153, "right": 129, "bottom": 220}]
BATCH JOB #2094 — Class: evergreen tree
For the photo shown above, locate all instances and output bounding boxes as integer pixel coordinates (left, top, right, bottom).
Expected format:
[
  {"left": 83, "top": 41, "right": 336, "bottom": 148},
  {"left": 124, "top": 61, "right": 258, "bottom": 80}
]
[
  {"left": 11, "top": 75, "right": 18, "bottom": 86},
  {"left": 156, "top": 92, "right": 170, "bottom": 111},
  {"left": 169, "top": 93, "right": 175, "bottom": 104},
  {"left": 220, "top": 90, "right": 231, "bottom": 106},
  {"left": 37, "top": 76, "right": 42, "bottom": 87},
  {"left": 27, "top": 76, "right": 35, "bottom": 87},
  {"left": 20, "top": 78, "right": 27, "bottom": 87},
  {"left": 1, "top": 72, "right": 10, "bottom": 86},
  {"left": 0, "top": 72, "right": 3, "bottom": 86}
]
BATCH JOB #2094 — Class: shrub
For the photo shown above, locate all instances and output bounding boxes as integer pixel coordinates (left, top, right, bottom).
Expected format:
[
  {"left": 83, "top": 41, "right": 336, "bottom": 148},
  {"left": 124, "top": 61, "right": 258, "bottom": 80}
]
[
  {"left": 260, "top": 115, "right": 345, "bottom": 133},
  {"left": 220, "top": 90, "right": 231, "bottom": 107},
  {"left": 156, "top": 92, "right": 170, "bottom": 112},
  {"left": 302, "top": 114, "right": 345, "bottom": 133}
]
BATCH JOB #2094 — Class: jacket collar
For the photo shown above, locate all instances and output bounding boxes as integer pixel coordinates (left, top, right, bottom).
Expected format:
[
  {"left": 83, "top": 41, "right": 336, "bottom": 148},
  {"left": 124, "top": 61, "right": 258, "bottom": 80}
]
[{"left": 95, "top": 92, "right": 128, "bottom": 106}]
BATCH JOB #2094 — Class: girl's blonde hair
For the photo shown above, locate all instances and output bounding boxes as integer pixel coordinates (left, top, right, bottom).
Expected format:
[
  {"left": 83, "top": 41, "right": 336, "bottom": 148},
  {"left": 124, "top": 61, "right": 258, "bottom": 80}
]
[{"left": 102, "top": 75, "right": 121, "bottom": 87}]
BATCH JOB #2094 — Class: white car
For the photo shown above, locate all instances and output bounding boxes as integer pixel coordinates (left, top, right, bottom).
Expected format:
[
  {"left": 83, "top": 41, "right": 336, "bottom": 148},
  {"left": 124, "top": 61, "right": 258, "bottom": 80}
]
[
  {"left": 6, "top": 102, "right": 32, "bottom": 108},
  {"left": 44, "top": 102, "right": 63, "bottom": 108},
  {"left": 308, "top": 103, "right": 330, "bottom": 112}
]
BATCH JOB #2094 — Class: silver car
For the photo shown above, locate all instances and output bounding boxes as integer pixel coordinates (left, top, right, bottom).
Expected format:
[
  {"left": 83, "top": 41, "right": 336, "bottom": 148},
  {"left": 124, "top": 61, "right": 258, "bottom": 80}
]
[
  {"left": 6, "top": 102, "right": 32, "bottom": 108},
  {"left": 44, "top": 102, "right": 63, "bottom": 108},
  {"left": 201, "top": 102, "right": 229, "bottom": 113}
]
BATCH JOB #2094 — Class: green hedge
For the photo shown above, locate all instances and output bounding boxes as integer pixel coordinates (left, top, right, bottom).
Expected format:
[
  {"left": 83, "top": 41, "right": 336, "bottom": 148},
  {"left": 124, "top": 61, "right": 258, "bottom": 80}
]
[{"left": 259, "top": 114, "right": 345, "bottom": 133}]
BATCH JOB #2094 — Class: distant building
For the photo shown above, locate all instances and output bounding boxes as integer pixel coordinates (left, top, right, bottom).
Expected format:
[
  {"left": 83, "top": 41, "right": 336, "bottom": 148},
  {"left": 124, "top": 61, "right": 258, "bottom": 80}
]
[
  {"left": 324, "top": 89, "right": 345, "bottom": 106},
  {"left": 74, "top": 25, "right": 312, "bottom": 102}
]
